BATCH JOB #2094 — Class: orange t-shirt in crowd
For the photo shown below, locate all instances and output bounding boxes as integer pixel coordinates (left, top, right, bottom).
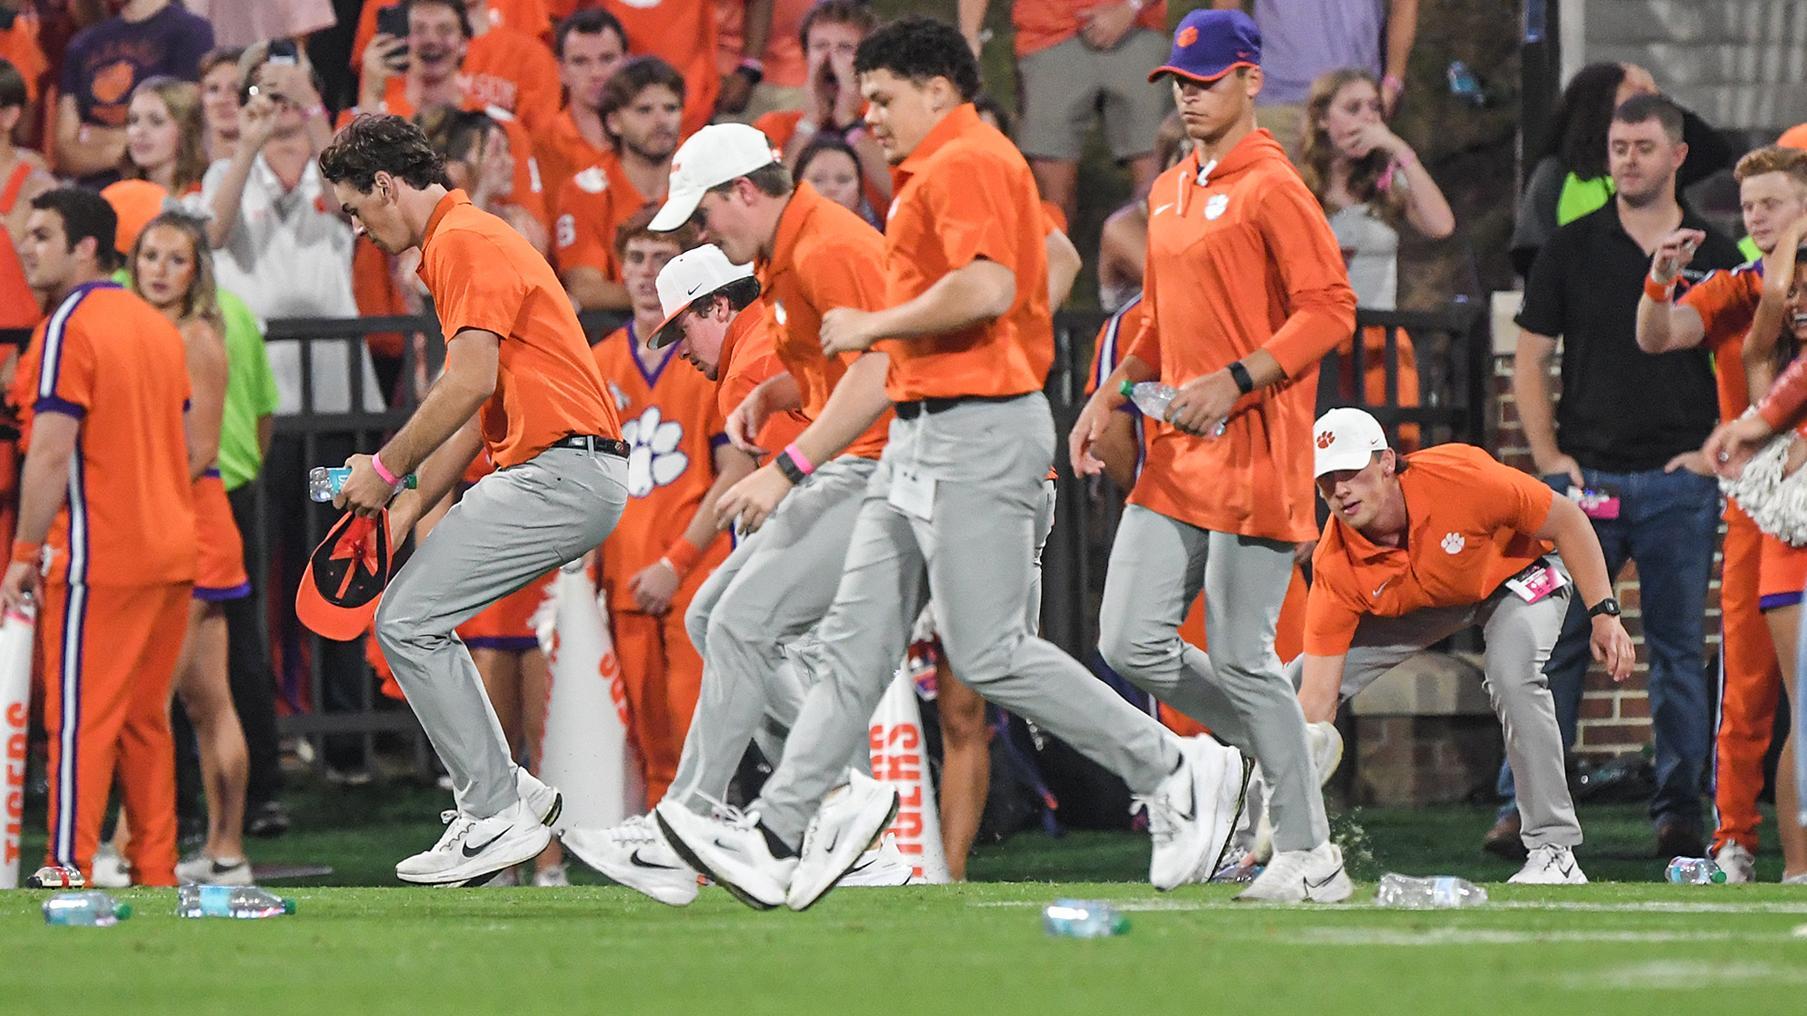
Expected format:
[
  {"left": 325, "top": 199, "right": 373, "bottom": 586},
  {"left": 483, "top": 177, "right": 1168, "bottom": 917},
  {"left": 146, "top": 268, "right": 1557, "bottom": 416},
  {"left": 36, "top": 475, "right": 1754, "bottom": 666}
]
[
  {"left": 0, "top": 12, "right": 47, "bottom": 103},
  {"left": 352, "top": 0, "right": 552, "bottom": 69},
  {"left": 1305, "top": 444, "right": 1556, "bottom": 657},
  {"left": 458, "top": 24, "right": 563, "bottom": 134},
  {"left": 1125, "top": 130, "right": 1356, "bottom": 544},
  {"left": 753, "top": 108, "right": 804, "bottom": 151},
  {"left": 534, "top": 107, "right": 611, "bottom": 220},
  {"left": 11, "top": 282, "right": 196, "bottom": 587},
  {"left": 716, "top": 300, "right": 809, "bottom": 453},
  {"left": 342, "top": 92, "right": 549, "bottom": 231},
  {"left": 714, "top": 0, "right": 809, "bottom": 87},
  {"left": 599, "top": 0, "right": 718, "bottom": 137},
  {"left": 554, "top": 152, "right": 657, "bottom": 282},
  {"left": 591, "top": 321, "right": 730, "bottom": 612},
  {"left": 878, "top": 103, "right": 1050, "bottom": 404},
  {"left": 757, "top": 182, "right": 891, "bottom": 460},
  {"left": 417, "top": 190, "right": 621, "bottom": 467},
  {"left": 1010, "top": 0, "right": 1167, "bottom": 56}
]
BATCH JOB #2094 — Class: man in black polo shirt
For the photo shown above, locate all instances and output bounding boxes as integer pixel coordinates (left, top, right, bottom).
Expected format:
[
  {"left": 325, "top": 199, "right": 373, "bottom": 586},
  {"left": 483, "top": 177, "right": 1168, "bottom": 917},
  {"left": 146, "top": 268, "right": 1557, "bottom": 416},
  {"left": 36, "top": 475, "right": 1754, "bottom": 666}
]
[{"left": 1503, "top": 93, "right": 1740, "bottom": 860}]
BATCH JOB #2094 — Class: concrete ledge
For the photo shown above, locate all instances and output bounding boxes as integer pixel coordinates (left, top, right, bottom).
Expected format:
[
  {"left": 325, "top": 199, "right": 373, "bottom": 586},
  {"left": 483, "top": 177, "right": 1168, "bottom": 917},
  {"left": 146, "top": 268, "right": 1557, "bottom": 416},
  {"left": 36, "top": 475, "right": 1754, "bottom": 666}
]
[{"left": 1348, "top": 651, "right": 1493, "bottom": 717}]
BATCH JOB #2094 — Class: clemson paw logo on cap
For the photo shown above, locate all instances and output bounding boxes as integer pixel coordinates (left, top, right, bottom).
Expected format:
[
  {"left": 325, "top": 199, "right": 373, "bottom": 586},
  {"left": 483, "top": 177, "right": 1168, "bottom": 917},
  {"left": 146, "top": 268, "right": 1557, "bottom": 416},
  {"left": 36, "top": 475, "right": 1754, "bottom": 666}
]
[
  {"left": 1177, "top": 25, "right": 1199, "bottom": 46},
  {"left": 1316, "top": 430, "right": 1335, "bottom": 449}
]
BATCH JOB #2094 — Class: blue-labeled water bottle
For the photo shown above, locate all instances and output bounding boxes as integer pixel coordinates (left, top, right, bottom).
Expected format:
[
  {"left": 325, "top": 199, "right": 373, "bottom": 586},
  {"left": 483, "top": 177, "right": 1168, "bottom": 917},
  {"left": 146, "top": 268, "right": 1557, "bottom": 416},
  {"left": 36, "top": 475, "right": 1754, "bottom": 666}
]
[
  {"left": 308, "top": 465, "right": 419, "bottom": 503},
  {"left": 1666, "top": 857, "right": 1727, "bottom": 885},
  {"left": 43, "top": 891, "right": 132, "bottom": 926},
  {"left": 1118, "top": 380, "right": 1226, "bottom": 437},
  {"left": 177, "top": 884, "right": 297, "bottom": 919},
  {"left": 1042, "top": 899, "right": 1129, "bottom": 938}
]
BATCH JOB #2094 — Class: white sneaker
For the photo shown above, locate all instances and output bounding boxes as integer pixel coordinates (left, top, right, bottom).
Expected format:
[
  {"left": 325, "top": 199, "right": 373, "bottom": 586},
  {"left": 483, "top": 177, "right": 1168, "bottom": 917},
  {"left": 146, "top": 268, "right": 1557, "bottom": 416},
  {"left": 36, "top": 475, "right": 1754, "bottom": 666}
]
[
  {"left": 514, "top": 768, "right": 565, "bottom": 832},
  {"left": 1251, "top": 722, "right": 1342, "bottom": 865},
  {"left": 1235, "top": 841, "right": 1352, "bottom": 903},
  {"left": 531, "top": 864, "right": 570, "bottom": 888},
  {"left": 1714, "top": 842, "right": 1755, "bottom": 884},
  {"left": 1508, "top": 843, "right": 1588, "bottom": 885},
  {"left": 90, "top": 846, "right": 131, "bottom": 888},
  {"left": 837, "top": 835, "right": 915, "bottom": 888},
  {"left": 562, "top": 813, "right": 699, "bottom": 906},
  {"left": 786, "top": 774, "right": 900, "bottom": 911},
  {"left": 1141, "top": 734, "right": 1249, "bottom": 891},
  {"left": 175, "top": 854, "right": 253, "bottom": 886},
  {"left": 655, "top": 799, "right": 796, "bottom": 910},
  {"left": 395, "top": 800, "right": 552, "bottom": 886},
  {"left": 1781, "top": 871, "right": 1807, "bottom": 885}
]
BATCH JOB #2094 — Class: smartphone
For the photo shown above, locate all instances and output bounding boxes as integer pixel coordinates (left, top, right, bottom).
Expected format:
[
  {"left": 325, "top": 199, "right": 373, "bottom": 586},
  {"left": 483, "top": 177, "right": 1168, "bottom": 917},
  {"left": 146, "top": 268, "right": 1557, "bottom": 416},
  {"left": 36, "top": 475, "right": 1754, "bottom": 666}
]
[
  {"left": 376, "top": 4, "right": 411, "bottom": 62},
  {"left": 267, "top": 38, "right": 299, "bottom": 66}
]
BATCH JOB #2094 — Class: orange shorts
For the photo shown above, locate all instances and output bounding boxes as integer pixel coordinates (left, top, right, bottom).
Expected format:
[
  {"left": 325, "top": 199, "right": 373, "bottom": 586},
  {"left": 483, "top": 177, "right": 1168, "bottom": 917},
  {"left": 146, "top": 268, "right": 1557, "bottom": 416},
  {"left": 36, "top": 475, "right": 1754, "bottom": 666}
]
[
  {"left": 456, "top": 570, "right": 555, "bottom": 651},
  {"left": 193, "top": 471, "right": 249, "bottom": 601},
  {"left": 1758, "top": 533, "right": 1807, "bottom": 610}
]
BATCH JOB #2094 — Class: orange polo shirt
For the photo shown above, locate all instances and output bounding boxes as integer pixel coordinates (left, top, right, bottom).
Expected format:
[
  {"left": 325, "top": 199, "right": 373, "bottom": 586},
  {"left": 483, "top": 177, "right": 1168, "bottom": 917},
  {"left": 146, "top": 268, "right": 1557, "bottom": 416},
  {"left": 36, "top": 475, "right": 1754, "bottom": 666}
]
[
  {"left": 534, "top": 107, "right": 611, "bottom": 219},
  {"left": 1125, "top": 130, "right": 1357, "bottom": 543},
  {"left": 554, "top": 152, "right": 657, "bottom": 283},
  {"left": 598, "top": 0, "right": 718, "bottom": 137},
  {"left": 459, "top": 23, "right": 562, "bottom": 134},
  {"left": 1011, "top": 0, "right": 1167, "bottom": 56},
  {"left": 879, "top": 103, "right": 1050, "bottom": 403},
  {"left": 716, "top": 301, "right": 810, "bottom": 454},
  {"left": 417, "top": 190, "right": 621, "bottom": 467},
  {"left": 11, "top": 282, "right": 196, "bottom": 587},
  {"left": 756, "top": 182, "right": 891, "bottom": 460},
  {"left": 1305, "top": 444, "right": 1557, "bottom": 657}
]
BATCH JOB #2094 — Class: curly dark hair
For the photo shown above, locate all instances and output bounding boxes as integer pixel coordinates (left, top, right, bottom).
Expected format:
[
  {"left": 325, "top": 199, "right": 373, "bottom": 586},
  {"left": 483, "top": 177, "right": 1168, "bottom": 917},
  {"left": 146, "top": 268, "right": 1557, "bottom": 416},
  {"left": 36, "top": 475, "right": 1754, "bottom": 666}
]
[
  {"left": 853, "top": 15, "right": 981, "bottom": 102},
  {"left": 319, "top": 114, "right": 452, "bottom": 193},
  {"left": 1539, "top": 61, "right": 1630, "bottom": 181}
]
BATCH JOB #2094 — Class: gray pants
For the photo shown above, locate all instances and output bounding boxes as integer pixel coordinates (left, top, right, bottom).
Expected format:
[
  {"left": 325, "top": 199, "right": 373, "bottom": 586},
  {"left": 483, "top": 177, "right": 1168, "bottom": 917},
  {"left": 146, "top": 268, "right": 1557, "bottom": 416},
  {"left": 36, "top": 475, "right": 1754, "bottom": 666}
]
[
  {"left": 754, "top": 394, "right": 1181, "bottom": 843},
  {"left": 377, "top": 446, "right": 627, "bottom": 818},
  {"left": 667, "top": 457, "right": 879, "bottom": 814},
  {"left": 1098, "top": 504, "right": 1329, "bottom": 852},
  {"left": 1284, "top": 569, "right": 1583, "bottom": 849}
]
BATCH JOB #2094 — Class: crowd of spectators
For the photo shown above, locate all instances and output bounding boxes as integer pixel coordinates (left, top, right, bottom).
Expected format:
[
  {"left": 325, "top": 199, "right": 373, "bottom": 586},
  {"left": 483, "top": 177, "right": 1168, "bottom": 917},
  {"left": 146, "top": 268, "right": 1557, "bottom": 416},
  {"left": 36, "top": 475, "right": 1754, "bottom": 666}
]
[{"left": 8, "top": 0, "right": 1807, "bottom": 889}]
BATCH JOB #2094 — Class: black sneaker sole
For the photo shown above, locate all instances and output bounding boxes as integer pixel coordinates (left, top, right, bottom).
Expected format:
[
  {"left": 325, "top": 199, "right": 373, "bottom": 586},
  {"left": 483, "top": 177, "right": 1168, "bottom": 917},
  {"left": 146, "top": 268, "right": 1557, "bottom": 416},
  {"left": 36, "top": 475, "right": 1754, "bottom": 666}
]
[
  {"left": 653, "top": 810, "right": 778, "bottom": 912},
  {"left": 789, "top": 791, "right": 901, "bottom": 914},
  {"left": 1204, "top": 754, "right": 1255, "bottom": 892},
  {"left": 540, "top": 792, "right": 563, "bottom": 829}
]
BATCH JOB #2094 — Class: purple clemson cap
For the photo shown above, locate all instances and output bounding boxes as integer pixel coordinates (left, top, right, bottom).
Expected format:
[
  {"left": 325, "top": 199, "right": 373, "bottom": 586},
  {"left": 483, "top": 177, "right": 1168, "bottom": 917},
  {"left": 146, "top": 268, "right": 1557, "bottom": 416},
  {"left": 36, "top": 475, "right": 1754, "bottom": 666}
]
[{"left": 1148, "top": 8, "right": 1262, "bottom": 85}]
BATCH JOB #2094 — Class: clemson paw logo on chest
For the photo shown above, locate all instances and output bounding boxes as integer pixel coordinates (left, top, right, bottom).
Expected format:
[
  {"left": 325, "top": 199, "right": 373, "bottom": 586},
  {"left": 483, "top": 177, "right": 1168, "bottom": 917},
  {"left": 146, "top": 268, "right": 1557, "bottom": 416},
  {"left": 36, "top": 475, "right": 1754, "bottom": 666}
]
[
  {"left": 621, "top": 406, "right": 688, "bottom": 498},
  {"left": 1441, "top": 531, "right": 1466, "bottom": 555}
]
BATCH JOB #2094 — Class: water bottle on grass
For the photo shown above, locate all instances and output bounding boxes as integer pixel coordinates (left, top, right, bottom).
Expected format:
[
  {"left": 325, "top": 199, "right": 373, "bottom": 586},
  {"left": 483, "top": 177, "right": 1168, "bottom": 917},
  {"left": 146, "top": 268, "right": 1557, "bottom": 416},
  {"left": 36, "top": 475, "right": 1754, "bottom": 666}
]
[
  {"left": 1666, "top": 857, "right": 1727, "bottom": 884},
  {"left": 43, "top": 891, "right": 131, "bottom": 926},
  {"left": 1375, "top": 873, "right": 1488, "bottom": 909},
  {"left": 1118, "top": 381, "right": 1226, "bottom": 436},
  {"left": 177, "top": 884, "right": 296, "bottom": 919},
  {"left": 1042, "top": 899, "right": 1129, "bottom": 938}
]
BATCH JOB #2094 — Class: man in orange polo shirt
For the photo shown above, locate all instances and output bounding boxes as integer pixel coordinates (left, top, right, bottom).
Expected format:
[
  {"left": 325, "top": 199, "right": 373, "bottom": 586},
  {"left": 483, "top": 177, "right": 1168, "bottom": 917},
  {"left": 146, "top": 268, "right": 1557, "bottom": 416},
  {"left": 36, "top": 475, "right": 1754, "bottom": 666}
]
[
  {"left": 596, "top": 0, "right": 717, "bottom": 136},
  {"left": 320, "top": 114, "right": 628, "bottom": 887},
  {"left": 1070, "top": 9, "right": 1353, "bottom": 902},
  {"left": 1, "top": 189, "right": 196, "bottom": 886},
  {"left": 654, "top": 20, "right": 1247, "bottom": 913},
  {"left": 1637, "top": 145, "right": 1807, "bottom": 881},
  {"left": 553, "top": 56, "right": 682, "bottom": 312},
  {"left": 1300, "top": 409, "right": 1633, "bottom": 883},
  {"left": 535, "top": 9, "right": 628, "bottom": 216}
]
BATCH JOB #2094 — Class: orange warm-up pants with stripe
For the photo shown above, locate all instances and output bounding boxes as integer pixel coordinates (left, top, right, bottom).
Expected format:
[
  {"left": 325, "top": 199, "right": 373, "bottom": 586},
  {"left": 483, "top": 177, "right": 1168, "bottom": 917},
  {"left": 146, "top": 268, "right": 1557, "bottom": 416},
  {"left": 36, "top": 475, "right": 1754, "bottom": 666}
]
[
  {"left": 1715, "top": 507, "right": 1785, "bottom": 852},
  {"left": 614, "top": 596, "right": 705, "bottom": 806},
  {"left": 40, "top": 581, "right": 191, "bottom": 885}
]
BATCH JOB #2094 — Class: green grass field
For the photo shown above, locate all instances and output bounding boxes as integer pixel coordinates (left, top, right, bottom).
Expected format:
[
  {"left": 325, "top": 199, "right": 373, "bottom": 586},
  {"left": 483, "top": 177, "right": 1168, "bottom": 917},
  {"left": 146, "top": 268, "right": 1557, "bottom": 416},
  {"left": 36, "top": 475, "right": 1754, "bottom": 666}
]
[{"left": 6, "top": 783, "right": 1807, "bottom": 1013}]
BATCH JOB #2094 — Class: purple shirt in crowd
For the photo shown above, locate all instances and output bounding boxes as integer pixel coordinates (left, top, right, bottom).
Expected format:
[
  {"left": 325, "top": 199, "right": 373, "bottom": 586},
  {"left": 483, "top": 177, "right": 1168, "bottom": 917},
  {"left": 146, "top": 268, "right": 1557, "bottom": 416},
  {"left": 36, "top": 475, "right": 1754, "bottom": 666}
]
[
  {"left": 1253, "top": 0, "right": 1385, "bottom": 106},
  {"left": 59, "top": 2, "right": 215, "bottom": 128}
]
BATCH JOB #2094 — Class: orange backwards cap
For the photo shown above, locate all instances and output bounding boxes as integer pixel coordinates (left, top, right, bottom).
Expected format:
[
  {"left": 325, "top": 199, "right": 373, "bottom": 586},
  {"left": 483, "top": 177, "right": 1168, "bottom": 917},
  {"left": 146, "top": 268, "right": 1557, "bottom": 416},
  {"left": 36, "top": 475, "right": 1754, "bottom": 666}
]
[
  {"left": 100, "top": 179, "right": 172, "bottom": 255},
  {"left": 296, "top": 510, "right": 393, "bottom": 641}
]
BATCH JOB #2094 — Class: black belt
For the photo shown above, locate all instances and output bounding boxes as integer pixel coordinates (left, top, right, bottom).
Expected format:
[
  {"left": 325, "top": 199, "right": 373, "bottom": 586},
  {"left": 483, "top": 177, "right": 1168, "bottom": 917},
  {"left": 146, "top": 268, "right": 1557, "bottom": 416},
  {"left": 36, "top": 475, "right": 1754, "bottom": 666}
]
[
  {"left": 893, "top": 393, "right": 1028, "bottom": 420},
  {"left": 555, "top": 434, "right": 629, "bottom": 457}
]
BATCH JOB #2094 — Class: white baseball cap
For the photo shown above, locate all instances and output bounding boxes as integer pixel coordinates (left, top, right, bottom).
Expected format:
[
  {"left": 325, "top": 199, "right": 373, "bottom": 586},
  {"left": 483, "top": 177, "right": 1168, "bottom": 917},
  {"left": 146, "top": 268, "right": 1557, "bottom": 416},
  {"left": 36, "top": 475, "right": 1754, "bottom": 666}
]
[
  {"left": 1312, "top": 407, "right": 1389, "bottom": 477},
  {"left": 649, "top": 123, "right": 782, "bottom": 232},
  {"left": 649, "top": 244, "right": 757, "bottom": 349}
]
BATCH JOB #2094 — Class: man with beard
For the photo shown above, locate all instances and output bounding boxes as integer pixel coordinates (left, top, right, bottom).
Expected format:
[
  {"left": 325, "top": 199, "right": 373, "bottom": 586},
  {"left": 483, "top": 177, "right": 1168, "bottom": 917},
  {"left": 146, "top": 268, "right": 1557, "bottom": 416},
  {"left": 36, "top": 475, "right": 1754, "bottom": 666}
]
[{"left": 554, "top": 56, "right": 684, "bottom": 312}]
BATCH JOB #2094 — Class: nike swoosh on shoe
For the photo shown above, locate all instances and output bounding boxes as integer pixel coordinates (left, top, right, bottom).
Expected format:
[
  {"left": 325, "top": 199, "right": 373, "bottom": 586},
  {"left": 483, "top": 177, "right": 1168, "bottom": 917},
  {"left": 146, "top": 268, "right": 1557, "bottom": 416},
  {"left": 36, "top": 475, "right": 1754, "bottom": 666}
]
[
  {"left": 461, "top": 827, "right": 512, "bottom": 858},
  {"left": 630, "top": 849, "right": 683, "bottom": 871}
]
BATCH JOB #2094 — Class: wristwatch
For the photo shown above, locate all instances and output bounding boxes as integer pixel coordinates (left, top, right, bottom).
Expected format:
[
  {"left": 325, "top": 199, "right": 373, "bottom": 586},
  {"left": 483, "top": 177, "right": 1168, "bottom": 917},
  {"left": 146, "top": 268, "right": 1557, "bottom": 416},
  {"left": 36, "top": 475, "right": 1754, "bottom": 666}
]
[{"left": 1587, "top": 596, "right": 1621, "bottom": 619}]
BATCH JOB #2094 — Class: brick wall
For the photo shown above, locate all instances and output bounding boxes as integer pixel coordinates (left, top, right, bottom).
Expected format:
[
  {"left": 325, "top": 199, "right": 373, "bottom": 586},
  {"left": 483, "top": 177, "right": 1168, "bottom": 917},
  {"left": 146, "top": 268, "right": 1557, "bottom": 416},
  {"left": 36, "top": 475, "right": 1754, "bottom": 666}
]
[{"left": 1488, "top": 353, "right": 1721, "bottom": 759}]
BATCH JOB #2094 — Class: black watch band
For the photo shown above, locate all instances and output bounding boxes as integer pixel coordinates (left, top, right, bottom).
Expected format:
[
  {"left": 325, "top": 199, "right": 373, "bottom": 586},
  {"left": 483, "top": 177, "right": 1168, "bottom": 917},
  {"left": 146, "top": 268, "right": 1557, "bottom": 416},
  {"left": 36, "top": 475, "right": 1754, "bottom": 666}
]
[
  {"left": 774, "top": 450, "right": 807, "bottom": 485},
  {"left": 1587, "top": 596, "right": 1621, "bottom": 618},
  {"left": 1227, "top": 360, "right": 1255, "bottom": 395}
]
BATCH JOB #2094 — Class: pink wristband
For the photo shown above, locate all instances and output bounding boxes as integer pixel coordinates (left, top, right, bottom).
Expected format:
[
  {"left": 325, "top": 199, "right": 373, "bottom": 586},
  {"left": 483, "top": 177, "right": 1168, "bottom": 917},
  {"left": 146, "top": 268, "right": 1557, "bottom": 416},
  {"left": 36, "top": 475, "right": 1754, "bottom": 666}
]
[
  {"left": 783, "top": 442, "right": 816, "bottom": 476},
  {"left": 371, "top": 452, "right": 400, "bottom": 486}
]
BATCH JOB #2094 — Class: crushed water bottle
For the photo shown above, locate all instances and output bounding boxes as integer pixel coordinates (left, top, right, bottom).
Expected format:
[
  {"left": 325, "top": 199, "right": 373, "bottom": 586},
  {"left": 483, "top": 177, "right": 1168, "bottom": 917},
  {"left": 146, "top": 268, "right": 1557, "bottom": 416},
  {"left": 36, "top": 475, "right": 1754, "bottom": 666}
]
[
  {"left": 43, "top": 891, "right": 132, "bottom": 926},
  {"left": 1118, "top": 380, "right": 1227, "bottom": 436},
  {"left": 1666, "top": 857, "right": 1727, "bottom": 885},
  {"left": 308, "top": 465, "right": 418, "bottom": 503},
  {"left": 1042, "top": 899, "right": 1129, "bottom": 938},
  {"left": 177, "top": 884, "right": 297, "bottom": 919},
  {"left": 1375, "top": 873, "right": 1488, "bottom": 909}
]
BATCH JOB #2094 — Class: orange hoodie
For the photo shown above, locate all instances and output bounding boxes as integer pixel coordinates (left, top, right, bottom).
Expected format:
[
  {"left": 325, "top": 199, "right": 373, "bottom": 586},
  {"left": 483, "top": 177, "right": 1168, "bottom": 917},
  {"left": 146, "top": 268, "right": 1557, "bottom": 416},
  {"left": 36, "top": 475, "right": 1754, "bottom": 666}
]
[{"left": 1125, "top": 128, "right": 1355, "bottom": 543}]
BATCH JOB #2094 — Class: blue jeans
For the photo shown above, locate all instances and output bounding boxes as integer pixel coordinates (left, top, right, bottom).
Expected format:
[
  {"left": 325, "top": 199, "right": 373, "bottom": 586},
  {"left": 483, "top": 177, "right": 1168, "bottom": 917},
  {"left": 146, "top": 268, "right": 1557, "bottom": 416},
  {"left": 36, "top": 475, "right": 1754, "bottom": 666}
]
[{"left": 1497, "top": 465, "right": 1718, "bottom": 829}]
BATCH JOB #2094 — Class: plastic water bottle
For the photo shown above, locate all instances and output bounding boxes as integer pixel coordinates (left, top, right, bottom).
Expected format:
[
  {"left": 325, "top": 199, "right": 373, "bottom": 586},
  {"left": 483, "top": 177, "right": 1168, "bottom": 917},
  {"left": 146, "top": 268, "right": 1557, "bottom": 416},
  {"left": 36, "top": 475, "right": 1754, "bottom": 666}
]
[
  {"left": 1375, "top": 873, "right": 1488, "bottom": 909},
  {"left": 177, "top": 884, "right": 297, "bottom": 919},
  {"left": 1118, "top": 380, "right": 1226, "bottom": 436},
  {"left": 1447, "top": 60, "right": 1486, "bottom": 107},
  {"left": 1666, "top": 857, "right": 1727, "bottom": 885},
  {"left": 308, "top": 466, "right": 418, "bottom": 503},
  {"left": 43, "top": 891, "right": 132, "bottom": 926},
  {"left": 1042, "top": 899, "right": 1129, "bottom": 938}
]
